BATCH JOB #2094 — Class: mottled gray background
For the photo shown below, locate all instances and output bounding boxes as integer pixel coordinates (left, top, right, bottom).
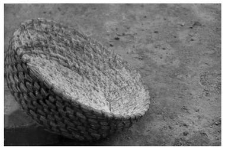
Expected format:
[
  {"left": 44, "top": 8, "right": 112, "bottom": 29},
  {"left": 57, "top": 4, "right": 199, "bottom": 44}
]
[{"left": 4, "top": 4, "right": 221, "bottom": 146}]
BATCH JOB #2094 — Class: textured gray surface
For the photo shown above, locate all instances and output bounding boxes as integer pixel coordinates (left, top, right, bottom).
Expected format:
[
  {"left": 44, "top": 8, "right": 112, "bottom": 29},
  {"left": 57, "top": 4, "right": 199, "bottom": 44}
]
[{"left": 4, "top": 4, "right": 221, "bottom": 146}]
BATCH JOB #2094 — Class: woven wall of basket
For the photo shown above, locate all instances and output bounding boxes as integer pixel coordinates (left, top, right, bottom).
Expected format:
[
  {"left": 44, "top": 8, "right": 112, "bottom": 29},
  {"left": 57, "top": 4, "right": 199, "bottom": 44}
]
[{"left": 5, "top": 18, "right": 150, "bottom": 141}]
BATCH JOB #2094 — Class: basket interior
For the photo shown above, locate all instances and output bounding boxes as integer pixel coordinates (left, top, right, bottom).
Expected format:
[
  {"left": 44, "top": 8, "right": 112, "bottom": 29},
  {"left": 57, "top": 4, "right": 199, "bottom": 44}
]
[{"left": 14, "top": 19, "right": 150, "bottom": 116}]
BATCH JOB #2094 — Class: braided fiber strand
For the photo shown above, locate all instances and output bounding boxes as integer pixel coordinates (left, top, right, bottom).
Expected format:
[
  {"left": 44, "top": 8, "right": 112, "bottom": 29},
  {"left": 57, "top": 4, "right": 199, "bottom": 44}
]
[{"left": 5, "top": 18, "right": 150, "bottom": 141}]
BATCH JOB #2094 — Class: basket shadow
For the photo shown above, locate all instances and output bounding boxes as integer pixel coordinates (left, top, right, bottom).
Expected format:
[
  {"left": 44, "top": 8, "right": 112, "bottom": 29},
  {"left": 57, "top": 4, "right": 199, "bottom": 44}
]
[{"left": 4, "top": 109, "right": 122, "bottom": 146}]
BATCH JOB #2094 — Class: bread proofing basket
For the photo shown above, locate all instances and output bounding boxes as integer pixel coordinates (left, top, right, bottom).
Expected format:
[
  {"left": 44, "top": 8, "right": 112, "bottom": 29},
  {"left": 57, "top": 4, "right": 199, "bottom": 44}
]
[{"left": 5, "top": 18, "right": 150, "bottom": 141}]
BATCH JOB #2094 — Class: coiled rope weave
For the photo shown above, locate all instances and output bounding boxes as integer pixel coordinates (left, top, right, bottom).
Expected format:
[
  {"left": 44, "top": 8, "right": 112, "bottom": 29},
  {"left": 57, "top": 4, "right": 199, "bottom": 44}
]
[{"left": 5, "top": 18, "right": 150, "bottom": 141}]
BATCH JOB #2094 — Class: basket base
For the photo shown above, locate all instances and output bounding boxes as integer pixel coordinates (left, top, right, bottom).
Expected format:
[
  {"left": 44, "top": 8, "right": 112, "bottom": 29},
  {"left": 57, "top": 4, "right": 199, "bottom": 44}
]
[{"left": 4, "top": 84, "right": 61, "bottom": 145}]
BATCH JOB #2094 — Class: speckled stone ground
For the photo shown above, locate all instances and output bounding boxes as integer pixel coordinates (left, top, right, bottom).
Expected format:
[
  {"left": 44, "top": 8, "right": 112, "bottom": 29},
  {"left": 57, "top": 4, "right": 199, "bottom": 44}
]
[{"left": 4, "top": 4, "right": 221, "bottom": 146}]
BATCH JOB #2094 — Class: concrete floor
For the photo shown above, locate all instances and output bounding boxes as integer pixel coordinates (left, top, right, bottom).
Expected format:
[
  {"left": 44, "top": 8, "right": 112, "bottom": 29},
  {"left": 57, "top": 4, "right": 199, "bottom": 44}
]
[{"left": 4, "top": 4, "right": 221, "bottom": 146}]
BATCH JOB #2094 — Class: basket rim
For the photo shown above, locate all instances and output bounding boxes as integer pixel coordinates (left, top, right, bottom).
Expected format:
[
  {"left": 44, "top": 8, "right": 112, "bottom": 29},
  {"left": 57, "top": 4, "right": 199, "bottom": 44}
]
[
  {"left": 27, "top": 60, "right": 150, "bottom": 120},
  {"left": 12, "top": 18, "right": 150, "bottom": 120}
]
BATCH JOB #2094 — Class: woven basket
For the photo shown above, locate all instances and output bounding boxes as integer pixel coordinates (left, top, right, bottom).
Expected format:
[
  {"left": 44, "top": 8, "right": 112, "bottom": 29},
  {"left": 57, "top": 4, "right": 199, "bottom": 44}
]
[{"left": 5, "top": 18, "right": 150, "bottom": 141}]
